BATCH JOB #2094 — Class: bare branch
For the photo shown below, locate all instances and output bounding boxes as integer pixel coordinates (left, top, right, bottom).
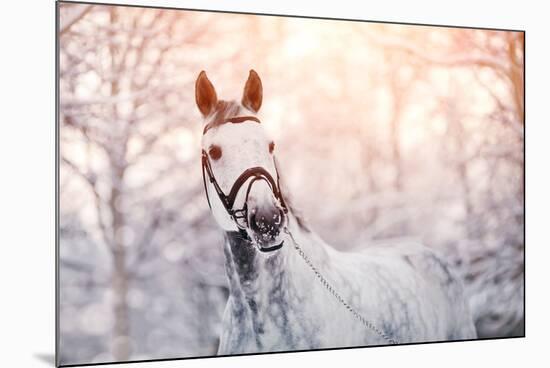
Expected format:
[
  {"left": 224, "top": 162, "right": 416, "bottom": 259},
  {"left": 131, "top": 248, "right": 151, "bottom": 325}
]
[
  {"left": 61, "top": 156, "right": 113, "bottom": 249},
  {"left": 60, "top": 4, "right": 93, "bottom": 35}
]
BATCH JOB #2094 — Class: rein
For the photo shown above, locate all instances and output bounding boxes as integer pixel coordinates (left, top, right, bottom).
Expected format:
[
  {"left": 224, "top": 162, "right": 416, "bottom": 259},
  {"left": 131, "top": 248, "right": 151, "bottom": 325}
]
[{"left": 283, "top": 227, "right": 399, "bottom": 345}]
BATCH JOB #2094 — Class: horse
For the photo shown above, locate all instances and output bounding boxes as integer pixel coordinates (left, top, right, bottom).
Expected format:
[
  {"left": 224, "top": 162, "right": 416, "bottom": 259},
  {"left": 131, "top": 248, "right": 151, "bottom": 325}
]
[{"left": 194, "top": 70, "right": 477, "bottom": 355}]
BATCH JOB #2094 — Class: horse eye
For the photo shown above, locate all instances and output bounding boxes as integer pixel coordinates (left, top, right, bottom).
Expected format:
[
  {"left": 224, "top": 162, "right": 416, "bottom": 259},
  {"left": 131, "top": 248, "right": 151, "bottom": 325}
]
[
  {"left": 209, "top": 145, "right": 222, "bottom": 160},
  {"left": 269, "top": 141, "right": 275, "bottom": 154}
]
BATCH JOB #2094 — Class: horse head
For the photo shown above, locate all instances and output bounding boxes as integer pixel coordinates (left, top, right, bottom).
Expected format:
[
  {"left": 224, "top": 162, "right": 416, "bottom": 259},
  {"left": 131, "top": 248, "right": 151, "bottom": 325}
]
[{"left": 196, "top": 70, "right": 287, "bottom": 253}]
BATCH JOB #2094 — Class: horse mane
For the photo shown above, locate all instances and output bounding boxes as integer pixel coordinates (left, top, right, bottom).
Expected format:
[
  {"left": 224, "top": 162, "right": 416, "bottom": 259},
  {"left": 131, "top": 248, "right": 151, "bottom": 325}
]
[{"left": 275, "top": 156, "right": 311, "bottom": 233}]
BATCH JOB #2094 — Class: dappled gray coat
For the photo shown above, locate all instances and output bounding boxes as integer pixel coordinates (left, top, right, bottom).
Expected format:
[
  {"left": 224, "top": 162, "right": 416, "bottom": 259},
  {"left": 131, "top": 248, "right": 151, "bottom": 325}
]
[{"left": 218, "top": 212, "right": 477, "bottom": 354}]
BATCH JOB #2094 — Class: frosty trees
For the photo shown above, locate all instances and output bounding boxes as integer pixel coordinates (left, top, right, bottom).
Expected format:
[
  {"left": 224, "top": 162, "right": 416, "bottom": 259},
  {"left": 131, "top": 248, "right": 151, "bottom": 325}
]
[
  {"left": 59, "top": 5, "right": 524, "bottom": 364},
  {"left": 59, "top": 4, "right": 228, "bottom": 363}
]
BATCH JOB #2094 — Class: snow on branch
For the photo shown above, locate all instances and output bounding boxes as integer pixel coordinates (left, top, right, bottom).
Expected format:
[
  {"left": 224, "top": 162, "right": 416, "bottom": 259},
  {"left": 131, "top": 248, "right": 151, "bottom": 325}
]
[
  {"left": 366, "top": 31, "right": 509, "bottom": 75},
  {"left": 60, "top": 5, "right": 93, "bottom": 35},
  {"left": 62, "top": 156, "right": 113, "bottom": 250}
]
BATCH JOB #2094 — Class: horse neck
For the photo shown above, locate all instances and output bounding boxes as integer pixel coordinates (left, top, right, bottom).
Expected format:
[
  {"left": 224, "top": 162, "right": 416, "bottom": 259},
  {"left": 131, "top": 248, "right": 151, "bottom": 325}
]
[
  {"left": 223, "top": 231, "right": 292, "bottom": 301},
  {"left": 223, "top": 213, "right": 328, "bottom": 325}
]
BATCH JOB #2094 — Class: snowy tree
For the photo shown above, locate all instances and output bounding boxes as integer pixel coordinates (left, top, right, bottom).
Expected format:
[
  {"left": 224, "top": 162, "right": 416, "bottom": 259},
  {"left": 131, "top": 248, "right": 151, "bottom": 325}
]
[{"left": 59, "top": 4, "right": 229, "bottom": 363}]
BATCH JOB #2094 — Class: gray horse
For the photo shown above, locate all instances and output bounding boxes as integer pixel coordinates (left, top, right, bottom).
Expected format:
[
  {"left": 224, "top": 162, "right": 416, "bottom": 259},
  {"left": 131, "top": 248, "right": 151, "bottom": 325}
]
[{"left": 195, "top": 70, "right": 476, "bottom": 354}]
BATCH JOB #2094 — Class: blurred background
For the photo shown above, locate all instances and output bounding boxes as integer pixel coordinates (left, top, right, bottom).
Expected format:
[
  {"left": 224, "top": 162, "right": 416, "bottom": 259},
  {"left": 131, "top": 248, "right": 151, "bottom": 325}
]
[{"left": 58, "top": 3, "right": 524, "bottom": 365}]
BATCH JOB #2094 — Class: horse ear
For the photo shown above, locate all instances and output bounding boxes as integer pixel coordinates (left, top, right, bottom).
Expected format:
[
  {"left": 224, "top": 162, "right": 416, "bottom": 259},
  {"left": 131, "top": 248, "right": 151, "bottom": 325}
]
[
  {"left": 195, "top": 71, "right": 218, "bottom": 117},
  {"left": 242, "top": 69, "right": 263, "bottom": 112}
]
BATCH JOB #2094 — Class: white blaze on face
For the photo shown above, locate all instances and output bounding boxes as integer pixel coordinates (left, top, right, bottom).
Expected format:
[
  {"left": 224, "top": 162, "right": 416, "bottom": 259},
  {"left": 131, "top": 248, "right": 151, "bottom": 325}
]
[{"left": 203, "top": 121, "right": 277, "bottom": 231}]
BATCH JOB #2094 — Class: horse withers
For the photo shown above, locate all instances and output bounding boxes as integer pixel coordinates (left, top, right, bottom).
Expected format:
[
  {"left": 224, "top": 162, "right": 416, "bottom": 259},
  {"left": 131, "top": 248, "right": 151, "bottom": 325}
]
[{"left": 194, "top": 70, "right": 477, "bottom": 354}]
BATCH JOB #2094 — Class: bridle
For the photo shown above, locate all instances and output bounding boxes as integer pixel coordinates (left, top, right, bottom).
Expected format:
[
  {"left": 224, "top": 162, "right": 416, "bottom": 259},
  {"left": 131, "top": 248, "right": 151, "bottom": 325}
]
[{"left": 201, "top": 116, "right": 288, "bottom": 252}]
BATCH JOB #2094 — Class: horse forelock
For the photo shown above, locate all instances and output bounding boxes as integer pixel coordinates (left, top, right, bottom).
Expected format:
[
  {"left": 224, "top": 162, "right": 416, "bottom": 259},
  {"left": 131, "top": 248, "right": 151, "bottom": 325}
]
[{"left": 205, "top": 100, "right": 243, "bottom": 128}]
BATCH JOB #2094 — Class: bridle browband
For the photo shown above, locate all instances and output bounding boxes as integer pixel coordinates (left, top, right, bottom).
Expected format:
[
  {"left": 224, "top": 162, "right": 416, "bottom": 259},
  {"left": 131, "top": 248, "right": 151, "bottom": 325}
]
[
  {"left": 201, "top": 116, "right": 288, "bottom": 252},
  {"left": 203, "top": 115, "right": 261, "bottom": 135}
]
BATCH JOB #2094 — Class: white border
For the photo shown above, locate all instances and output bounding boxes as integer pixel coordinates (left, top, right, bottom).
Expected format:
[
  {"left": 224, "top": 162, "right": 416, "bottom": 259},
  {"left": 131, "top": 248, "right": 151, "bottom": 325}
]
[{"left": 1, "top": 0, "right": 547, "bottom": 367}]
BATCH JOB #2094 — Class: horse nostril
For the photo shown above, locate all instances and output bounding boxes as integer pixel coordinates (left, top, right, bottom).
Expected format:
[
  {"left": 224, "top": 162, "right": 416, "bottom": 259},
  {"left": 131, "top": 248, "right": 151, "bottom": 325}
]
[
  {"left": 272, "top": 210, "right": 283, "bottom": 226},
  {"left": 249, "top": 213, "right": 261, "bottom": 232}
]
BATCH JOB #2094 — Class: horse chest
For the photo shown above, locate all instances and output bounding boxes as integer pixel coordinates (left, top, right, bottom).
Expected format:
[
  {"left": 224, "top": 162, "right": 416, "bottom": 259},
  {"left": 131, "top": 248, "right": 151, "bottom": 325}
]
[
  {"left": 219, "top": 277, "right": 378, "bottom": 354},
  {"left": 220, "top": 288, "right": 323, "bottom": 353}
]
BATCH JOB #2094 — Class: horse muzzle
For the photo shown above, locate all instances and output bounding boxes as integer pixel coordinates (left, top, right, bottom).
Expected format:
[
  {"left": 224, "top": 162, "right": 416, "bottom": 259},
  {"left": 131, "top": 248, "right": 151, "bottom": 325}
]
[
  {"left": 247, "top": 201, "right": 286, "bottom": 252},
  {"left": 245, "top": 179, "right": 286, "bottom": 252}
]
